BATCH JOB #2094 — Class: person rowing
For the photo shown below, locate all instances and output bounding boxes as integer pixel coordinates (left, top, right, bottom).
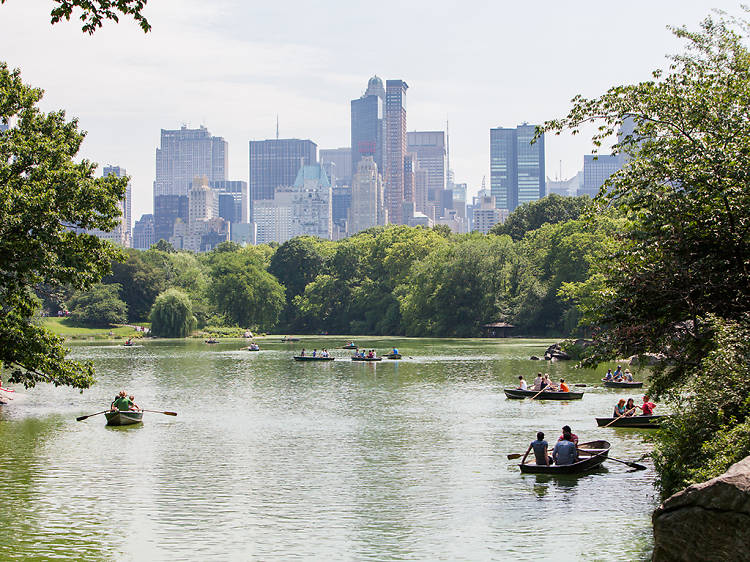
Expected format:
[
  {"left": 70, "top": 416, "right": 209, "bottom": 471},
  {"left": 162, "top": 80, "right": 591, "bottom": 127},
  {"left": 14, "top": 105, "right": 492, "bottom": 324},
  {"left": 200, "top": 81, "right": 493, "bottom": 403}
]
[
  {"left": 603, "top": 368, "right": 613, "bottom": 382},
  {"left": 638, "top": 395, "right": 656, "bottom": 416},
  {"left": 532, "top": 372, "right": 543, "bottom": 391},
  {"left": 521, "top": 431, "right": 551, "bottom": 466},
  {"left": 625, "top": 398, "right": 637, "bottom": 416},
  {"left": 613, "top": 365, "right": 623, "bottom": 381},
  {"left": 517, "top": 375, "right": 528, "bottom": 390},
  {"left": 111, "top": 390, "right": 138, "bottom": 412}
]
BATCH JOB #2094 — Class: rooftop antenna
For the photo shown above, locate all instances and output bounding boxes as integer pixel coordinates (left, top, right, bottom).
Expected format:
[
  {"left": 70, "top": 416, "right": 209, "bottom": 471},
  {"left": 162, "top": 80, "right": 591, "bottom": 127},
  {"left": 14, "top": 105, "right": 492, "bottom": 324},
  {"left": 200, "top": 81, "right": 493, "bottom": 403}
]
[{"left": 276, "top": 115, "right": 279, "bottom": 140}]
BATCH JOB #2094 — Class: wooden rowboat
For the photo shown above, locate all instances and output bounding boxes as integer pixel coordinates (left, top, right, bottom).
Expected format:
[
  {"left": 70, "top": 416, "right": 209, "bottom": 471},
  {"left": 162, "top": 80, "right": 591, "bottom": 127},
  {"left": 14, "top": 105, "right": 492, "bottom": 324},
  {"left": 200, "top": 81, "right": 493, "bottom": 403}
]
[
  {"left": 281, "top": 337, "right": 301, "bottom": 342},
  {"left": 105, "top": 410, "right": 144, "bottom": 426},
  {"left": 503, "top": 388, "right": 584, "bottom": 400},
  {"left": 351, "top": 356, "right": 382, "bottom": 362},
  {"left": 602, "top": 380, "right": 644, "bottom": 389},
  {"left": 519, "top": 440, "right": 610, "bottom": 474},
  {"left": 246, "top": 345, "right": 260, "bottom": 351},
  {"left": 293, "top": 356, "right": 334, "bottom": 362},
  {"left": 342, "top": 343, "right": 357, "bottom": 349},
  {"left": 386, "top": 353, "right": 402, "bottom": 359},
  {"left": 595, "top": 414, "right": 665, "bottom": 428}
]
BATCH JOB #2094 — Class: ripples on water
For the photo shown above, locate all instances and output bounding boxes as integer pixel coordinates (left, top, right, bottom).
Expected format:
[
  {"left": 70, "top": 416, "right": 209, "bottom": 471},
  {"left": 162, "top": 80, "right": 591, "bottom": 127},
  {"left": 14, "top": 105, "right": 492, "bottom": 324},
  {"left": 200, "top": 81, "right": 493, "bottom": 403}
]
[{"left": 0, "top": 338, "right": 655, "bottom": 560}]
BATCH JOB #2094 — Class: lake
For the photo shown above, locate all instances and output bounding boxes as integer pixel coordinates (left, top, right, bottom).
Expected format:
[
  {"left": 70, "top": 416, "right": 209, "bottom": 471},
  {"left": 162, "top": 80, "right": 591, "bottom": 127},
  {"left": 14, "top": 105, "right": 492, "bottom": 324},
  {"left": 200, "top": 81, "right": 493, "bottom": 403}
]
[{"left": 0, "top": 337, "right": 656, "bottom": 560}]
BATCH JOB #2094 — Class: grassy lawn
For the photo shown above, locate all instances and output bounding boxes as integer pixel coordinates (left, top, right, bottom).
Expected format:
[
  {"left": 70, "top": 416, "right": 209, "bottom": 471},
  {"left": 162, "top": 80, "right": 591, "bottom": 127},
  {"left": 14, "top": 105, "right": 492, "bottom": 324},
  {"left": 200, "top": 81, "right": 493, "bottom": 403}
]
[{"left": 41, "top": 318, "right": 143, "bottom": 339}]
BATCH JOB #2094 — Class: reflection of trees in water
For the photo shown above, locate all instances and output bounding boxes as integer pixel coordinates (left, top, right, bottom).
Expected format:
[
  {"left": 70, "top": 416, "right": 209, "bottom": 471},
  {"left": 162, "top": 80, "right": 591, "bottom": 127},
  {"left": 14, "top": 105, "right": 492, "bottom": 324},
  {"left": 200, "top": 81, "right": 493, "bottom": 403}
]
[{"left": 0, "top": 418, "right": 111, "bottom": 559}]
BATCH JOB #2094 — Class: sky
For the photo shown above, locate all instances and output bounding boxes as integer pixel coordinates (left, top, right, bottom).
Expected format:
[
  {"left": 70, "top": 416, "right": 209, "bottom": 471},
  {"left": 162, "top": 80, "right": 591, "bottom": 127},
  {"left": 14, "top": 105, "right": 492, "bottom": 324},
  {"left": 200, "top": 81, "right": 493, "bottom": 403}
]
[{"left": 0, "top": 0, "right": 745, "bottom": 221}]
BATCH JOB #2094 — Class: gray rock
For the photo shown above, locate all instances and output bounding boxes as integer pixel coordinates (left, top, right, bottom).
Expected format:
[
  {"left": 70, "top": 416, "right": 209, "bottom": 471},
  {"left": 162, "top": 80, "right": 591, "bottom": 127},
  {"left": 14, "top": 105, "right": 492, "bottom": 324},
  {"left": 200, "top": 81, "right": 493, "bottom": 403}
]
[
  {"left": 652, "top": 455, "right": 750, "bottom": 561},
  {"left": 530, "top": 355, "right": 540, "bottom": 360}
]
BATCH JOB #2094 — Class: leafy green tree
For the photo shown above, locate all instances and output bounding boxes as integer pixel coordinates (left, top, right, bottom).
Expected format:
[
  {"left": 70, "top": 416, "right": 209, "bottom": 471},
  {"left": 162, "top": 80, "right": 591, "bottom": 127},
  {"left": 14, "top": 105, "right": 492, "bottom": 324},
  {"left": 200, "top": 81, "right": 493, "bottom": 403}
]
[
  {"left": 206, "top": 247, "right": 285, "bottom": 330},
  {"left": 151, "top": 239, "right": 175, "bottom": 253},
  {"left": 398, "top": 234, "right": 523, "bottom": 336},
  {"left": 268, "top": 237, "right": 328, "bottom": 299},
  {"left": 67, "top": 283, "right": 128, "bottom": 326},
  {"left": 489, "top": 194, "right": 590, "bottom": 241},
  {"left": 0, "top": 63, "right": 126, "bottom": 388},
  {"left": 149, "top": 289, "right": 196, "bottom": 338},
  {"left": 542, "top": 14, "right": 750, "bottom": 495},
  {"left": 0, "top": 0, "right": 151, "bottom": 34},
  {"left": 103, "top": 249, "right": 166, "bottom": 322}
]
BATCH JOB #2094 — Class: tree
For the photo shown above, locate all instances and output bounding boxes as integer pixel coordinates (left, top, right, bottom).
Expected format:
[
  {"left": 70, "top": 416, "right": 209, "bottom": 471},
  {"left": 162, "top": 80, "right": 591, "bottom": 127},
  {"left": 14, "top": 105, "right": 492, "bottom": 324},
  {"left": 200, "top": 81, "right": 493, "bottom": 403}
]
[
  {"left": 206, "top": 248, "right": 285, "bottom": 331},
  {"left": 149, "top": 289, "right": 196, "bottom": 338},
  {"left": 268, "top": 237, "right": 327, "bottom": 299},
  {"left": 0, "top": 0, "right": 151, "bottom": 34},
  {"left": 67, "top": 283, "right": 128, "bottom": 326},
  {"left": 489, "top": 194, "right": 590, "bottom": 241},
  {"left": 103, "top": 249, "right": 166, "bottom": 322},
  {"left": 541, "top": 13, "right": 750, "bottom": 495},
  {"left": 0, "top": 63, "right": 127, "bottom": 388}
]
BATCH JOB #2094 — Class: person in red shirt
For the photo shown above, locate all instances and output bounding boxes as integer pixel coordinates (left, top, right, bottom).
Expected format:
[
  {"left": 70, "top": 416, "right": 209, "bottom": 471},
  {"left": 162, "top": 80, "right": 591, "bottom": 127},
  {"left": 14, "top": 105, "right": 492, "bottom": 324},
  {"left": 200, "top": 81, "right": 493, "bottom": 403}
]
[
  {"left": 558, "top": 425, "right": 579, "bottom": 446},
  {"left": 640, "top": 395, "right": 656, "bottom": 416}
]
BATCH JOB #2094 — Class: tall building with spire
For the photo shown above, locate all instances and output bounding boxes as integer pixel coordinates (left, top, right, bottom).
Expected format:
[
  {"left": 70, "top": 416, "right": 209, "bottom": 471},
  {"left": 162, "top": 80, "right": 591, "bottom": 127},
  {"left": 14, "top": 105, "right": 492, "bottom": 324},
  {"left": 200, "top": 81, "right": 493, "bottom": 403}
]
[
  {"left": 351, "top": 76, "right": 385, "bottom": 179},
  {"left": 385, "top": 79, "right": 408, "bottom": 224}
]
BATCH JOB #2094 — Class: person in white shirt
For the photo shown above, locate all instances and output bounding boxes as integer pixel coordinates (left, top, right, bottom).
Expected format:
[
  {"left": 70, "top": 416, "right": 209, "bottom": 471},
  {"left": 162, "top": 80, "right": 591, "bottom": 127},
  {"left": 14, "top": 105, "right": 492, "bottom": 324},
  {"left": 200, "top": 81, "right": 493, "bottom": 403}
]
[{"left": 518, "top": 375, "right": 528, "bottom": 390}]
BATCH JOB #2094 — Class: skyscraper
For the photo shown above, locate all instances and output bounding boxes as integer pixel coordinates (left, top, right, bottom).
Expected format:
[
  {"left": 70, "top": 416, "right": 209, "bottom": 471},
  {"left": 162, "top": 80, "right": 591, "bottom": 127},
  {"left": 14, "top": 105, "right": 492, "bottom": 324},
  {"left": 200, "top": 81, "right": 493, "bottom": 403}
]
[
  {"left": 407, "top": 131, "right": 447, "bottom": 219},
  {"left": 211, "top": 180, "right": 248, "bottom": 224},
  {"left": 581, "top": 155, "right": 624, "bottom": 197},
  {"left": 248, "top": 139, "right": 317, "bottom": 207},
  {"left": 490, "top": 123, "right": 545, "bottom": 212},
  {"left": 153, "top": 126, "right": 227, "bottom": 241},
  {"left": 385, "top": 79, "right": 408, "bottom": 224},
  {"left": 103, "top": 165, "right": 132, "bottom": 245},
  {"left": 351, "top": 76, "right": 385, "bottom": 176},
  {"left": 350, "top": 156, "right": 385, "bottom": 234},
  {"left": 320, "top": 147, "right": 352, "bottom": 187}
]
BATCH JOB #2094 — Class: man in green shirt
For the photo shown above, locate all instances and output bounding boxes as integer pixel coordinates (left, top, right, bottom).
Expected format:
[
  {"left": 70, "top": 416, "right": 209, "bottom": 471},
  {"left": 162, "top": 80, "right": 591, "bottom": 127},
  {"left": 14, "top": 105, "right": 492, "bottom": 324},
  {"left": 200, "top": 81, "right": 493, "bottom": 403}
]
[{"left": 111, "top": 390, "right": 132, "bottom": 411}]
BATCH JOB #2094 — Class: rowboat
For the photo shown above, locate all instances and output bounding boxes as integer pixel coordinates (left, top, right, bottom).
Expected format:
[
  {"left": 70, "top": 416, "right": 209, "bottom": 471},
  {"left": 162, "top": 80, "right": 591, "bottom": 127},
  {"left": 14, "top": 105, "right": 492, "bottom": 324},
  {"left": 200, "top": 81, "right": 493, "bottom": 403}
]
[
  {"left": 293, "top": 356, "right": 334, "bottom": 362},
  {"left": 503, "top": 388, "right": 584, "bottom": 400},
  {"left": 342, "top": 343, "right": 357, "bottom": 349},
  {"left": 351, "top": 356, "right": 382, "bottom": 362},
  {"left": 281, "top": 337, "right": 300, "bottom": 342},
  {"left": 602, "top": 380, "right": 644, "bottom": 389},
  {"left": 386, "top": 353, "right": 402, "bottom": 359},
  {"left": 596, "top": 414, "right": 665, "bottom": 428},
  {"left": 247, "top": 344, "right": 260, "bottom": 351},
  {"left": 205, "top": 339, "right": 219, "bottom": 344},
  {"left": 105, "top": 410, "right": 144, "bottom": 426},
  {"left": 519, "top": 440, "right": 610, "bottom": 474}
]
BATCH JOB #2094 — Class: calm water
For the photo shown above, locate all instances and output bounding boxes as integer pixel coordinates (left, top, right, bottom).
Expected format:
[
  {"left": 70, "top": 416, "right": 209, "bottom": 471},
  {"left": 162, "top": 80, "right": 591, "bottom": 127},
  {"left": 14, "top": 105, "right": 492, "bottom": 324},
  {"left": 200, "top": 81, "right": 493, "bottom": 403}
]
[{"left": 0, "top": 338, "right": 656, "bottom": 560}]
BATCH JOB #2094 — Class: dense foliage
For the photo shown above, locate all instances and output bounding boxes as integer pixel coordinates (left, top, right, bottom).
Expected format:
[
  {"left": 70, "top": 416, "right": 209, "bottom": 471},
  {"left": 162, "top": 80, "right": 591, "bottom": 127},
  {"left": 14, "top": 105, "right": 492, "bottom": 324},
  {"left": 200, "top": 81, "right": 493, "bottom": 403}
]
[
  {"left": 489, "top": 194, "right": 590, "bottom": 241},
  {"left": 0, "top": 63, "right": 127, "bottom": 388},
  {"left": 149, "top": 289, "right": 196, "bottom": 338},
  {"left": 543, "top": 14, "right": 750, "bottom": 497},
  {"left": 67, "top": 283, "right": 128, "bottom": 326},
  {"left": 0, "top": 0, "right": 151, "bottom": 34}
]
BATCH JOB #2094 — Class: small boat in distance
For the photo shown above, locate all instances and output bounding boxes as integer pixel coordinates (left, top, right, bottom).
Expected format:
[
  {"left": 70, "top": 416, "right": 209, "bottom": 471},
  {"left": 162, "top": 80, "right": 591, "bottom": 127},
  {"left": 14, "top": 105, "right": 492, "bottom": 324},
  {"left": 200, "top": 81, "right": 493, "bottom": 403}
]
[
  {"left": 351, "top": 356, "right": 382, "bottom": 362},
  {"left": 519, "top": 440, "right": 610, "bottom": 474},
  {"left": 595, "top": 415, "right": 665, "bottom": 428},
  {"left": 281, "top": 336, "right": 301, "bottom": 342},
  {"left": 342, "top": 342, "right": 357, "bottom": 349},
  {"left": 293, "top": 355, "right": 334, "bottom": 362},
  {"left": 503, "top": 388, "right": 584, "bottom": 400},
  {"left": 385, "top": 353, "right": 402, "bottom": 359},
  {"left": 205, "top": 338, "right": 219, "bottom": 344},
  {"left": 602, "top": 380, "right": 644, "bottom": 389},
  {"left": 105, "top": 410, "right": 144, "bottom": 426},
  {"left": 247, "top": 343, "right": 260, "bottom": 351}
]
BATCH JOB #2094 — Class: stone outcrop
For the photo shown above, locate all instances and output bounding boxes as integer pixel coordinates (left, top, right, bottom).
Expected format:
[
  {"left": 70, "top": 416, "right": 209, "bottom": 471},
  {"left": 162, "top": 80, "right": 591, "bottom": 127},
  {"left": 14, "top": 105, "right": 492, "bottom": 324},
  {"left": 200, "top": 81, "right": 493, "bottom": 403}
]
[
  {"left": 629, "top": 353, "right": 668, "bottom": 367},
  {"left": 652, "top": 455, "right": 750, "bottom": 561},
  {"left": 543, "top": 343, "right": 570, "bottom": 361}
]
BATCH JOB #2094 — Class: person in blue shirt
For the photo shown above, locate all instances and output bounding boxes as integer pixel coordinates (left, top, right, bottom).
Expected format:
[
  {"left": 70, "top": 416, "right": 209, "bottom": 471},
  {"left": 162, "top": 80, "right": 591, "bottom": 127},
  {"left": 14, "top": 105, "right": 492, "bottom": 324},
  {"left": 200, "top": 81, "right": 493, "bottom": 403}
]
[
  {"left": 553, "top": 430, "right": 579, "bottom": 465},
  {"left": 603, "top": 369, "right": 613, "bottom": 381},
  {"left": 521, "top": 431, "right": 551, "bottom": 466}
]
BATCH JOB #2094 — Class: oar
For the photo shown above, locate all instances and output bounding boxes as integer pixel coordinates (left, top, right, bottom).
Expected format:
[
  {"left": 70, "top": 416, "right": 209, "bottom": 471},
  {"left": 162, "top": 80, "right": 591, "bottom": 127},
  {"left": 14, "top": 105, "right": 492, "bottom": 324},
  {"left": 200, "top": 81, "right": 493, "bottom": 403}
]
[
  {"left": 574, "top": 383, "right": 587, "bottom": 387},
  {"left": 577, "top": 447, "right": 647, "bottom": 470},
  {"left": 141, "top": 409, "right": 178, "bottom": 416},
  {"left": 529, "top": 387, "right": 547, "bottom": 400},
  {"left": 603, "top": 407, "right": 637, "bottom": 428},
  {"left": 507, "top": 453, "right": 522, "bottom": 460},
  {"left": 76, "top": 410, "right": 111, "bottom": 421}
]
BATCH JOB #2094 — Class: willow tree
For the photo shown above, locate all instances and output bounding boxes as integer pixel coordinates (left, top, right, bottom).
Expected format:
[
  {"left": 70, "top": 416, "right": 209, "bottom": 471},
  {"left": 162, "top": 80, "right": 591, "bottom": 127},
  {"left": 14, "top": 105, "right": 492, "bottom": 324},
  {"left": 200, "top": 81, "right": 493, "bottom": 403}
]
[
  {"left": 542, "top": 13, "right": 750, "bottom": 496},
  {"left": 149, "top": 289, "right": 196, "bottom": 338}
]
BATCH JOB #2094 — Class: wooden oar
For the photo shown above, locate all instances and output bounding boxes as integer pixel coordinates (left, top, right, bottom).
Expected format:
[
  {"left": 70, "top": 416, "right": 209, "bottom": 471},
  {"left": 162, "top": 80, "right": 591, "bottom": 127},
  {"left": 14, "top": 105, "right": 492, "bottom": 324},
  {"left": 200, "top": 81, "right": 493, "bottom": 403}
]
[
  {"left": 507, "top": 453, "right": 522, "bottom": 460},
  {"left": 603, "top": 407, "right": 637, "bottom": 428},
  {"left": 577, "top": 447, "right": 647, "bottom": 470},
  {"left": 529, "top": 387, "right": 547, "bottom": 400},
  {"left": 141, "top": 409, "right": 178, "bottom": 416},
  {"left": 574, "top": 383, "right": 587, "bottom": 387},
  {"left": 76, "top": 410, "right": 111, "bottom": 421}
]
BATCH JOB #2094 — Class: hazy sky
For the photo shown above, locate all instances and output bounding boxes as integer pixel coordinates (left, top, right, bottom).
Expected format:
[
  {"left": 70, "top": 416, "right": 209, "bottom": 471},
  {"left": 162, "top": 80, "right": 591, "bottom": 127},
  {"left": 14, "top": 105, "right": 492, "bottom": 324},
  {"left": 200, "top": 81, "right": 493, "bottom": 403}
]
[{"left": 0, "top": 0, "right": 744, "bottom": 220}]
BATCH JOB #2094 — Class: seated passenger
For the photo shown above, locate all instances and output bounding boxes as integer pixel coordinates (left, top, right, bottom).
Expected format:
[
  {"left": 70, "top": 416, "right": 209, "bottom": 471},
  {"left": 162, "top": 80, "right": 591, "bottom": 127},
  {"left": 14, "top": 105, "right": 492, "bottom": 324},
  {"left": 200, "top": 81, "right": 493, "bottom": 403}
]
[
  {"left": 532, "top": 373, "right": 543, "bottom": 391},
  {"left": 613, "top": 398, "right": 627, "bottom": 417},
  {"left": 518, "top": 375, "right": 528, "bottom": 390},
  {"left": 553, "top": 431, "right": 579, "bottom": 465},
  {"left": 603, "top": 369, "right": 614, "bottom": 381},
  {"left": 625, "top": 398, "right": 637, "bottom": 416},
  {"left": 558, "top": 425, "right": 579, "bottom": 446},
  {"left": 639, "top": 395, "right": 656, "bottom": 416},
  {"left": 521, "top": 431, "right": 551, "bottom": 466},
  {"left": 558, "top": 378, "right": 570, "bottom": 392},
  {"left": 112, "top": 391, "right": 133, "bottom": 411},
  {"left": 624, "top": 369, "right": 634, "bottom": 382}
]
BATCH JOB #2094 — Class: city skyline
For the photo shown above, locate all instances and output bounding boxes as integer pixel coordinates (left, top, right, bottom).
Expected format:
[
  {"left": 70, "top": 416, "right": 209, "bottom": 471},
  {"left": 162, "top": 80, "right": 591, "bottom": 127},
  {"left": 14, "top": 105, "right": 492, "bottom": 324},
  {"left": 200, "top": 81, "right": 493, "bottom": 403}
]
[{"left": 0, "top": 1, "right": 743, "bottom": 222}]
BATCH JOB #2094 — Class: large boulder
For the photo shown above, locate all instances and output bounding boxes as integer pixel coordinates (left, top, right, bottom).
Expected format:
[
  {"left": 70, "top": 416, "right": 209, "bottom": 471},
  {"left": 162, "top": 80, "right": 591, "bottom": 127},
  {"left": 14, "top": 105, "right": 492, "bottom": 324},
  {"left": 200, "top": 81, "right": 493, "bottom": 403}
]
[
  {"left": 652, "top": 455, "right": 750, "bottom": 561},
  {"left": 542, "top": 343, "right": 571, "bottom": 361}
]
